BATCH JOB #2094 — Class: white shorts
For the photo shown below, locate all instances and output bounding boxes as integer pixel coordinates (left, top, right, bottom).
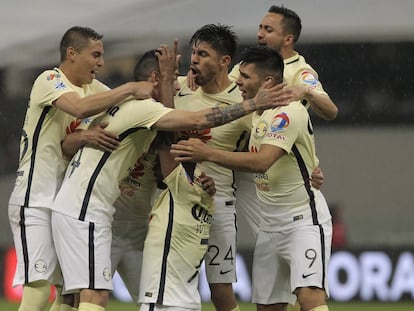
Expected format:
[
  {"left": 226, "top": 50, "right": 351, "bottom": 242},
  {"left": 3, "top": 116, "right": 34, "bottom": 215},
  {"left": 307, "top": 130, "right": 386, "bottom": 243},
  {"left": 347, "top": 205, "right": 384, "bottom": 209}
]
[
  {"left": 235, "top": 171, "right": 261, "bottom": 238},
  {"left": 140, "top": 303, "right": 200, "bottom": 311},
  {"left": 51, "top": 211, "right": 112, "bottom": 293},
  {"left": 252, "top": 221, "right": 332, "bottom": 305},
  {"left": 204, "top": 211, "right": 237, "bottom": 283},
  {"left": 111, "top": 218, "right": 148, "bottom": 302},
  {"left": 8, "top": 204, "right": 62, "bottom": 286}
]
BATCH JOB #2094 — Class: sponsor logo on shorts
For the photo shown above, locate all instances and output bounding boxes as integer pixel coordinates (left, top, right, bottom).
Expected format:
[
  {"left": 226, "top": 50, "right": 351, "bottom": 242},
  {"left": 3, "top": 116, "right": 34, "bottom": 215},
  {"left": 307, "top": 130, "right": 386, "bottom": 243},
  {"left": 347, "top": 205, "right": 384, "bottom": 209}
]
[
  {"left": 293, "top": 215, "right": 304, "bottom": 221},
  {"left": 34, "top": 259, "right": 47, "bottom": 273},
  {"left": 145, "top": 292, "right": 153, "bottom": 297},
  {"left": 103, "top": 267, "right": 111, "bottom": 281},
  {"left": 219, "top": 269, "right": 233, "bottom": 275},
  {"left": 302, "top": 272, "right": 316, "bottom": 279}
]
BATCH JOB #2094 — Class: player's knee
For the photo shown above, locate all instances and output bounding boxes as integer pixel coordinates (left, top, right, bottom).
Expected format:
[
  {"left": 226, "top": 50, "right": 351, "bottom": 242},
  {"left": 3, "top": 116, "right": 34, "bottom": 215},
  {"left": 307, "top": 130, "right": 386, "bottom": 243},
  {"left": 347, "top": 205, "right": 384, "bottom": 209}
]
[{"left": 295, "top": 287, "right": 327, "bottom": 311}]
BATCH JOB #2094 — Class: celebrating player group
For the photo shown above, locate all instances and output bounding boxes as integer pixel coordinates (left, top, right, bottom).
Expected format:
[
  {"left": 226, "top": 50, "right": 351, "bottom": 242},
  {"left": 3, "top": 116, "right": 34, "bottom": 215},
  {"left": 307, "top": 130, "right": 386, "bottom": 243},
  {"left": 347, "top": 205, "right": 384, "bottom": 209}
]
[{"left": 8, "top": 5, "right": 337, "bottom": 311}]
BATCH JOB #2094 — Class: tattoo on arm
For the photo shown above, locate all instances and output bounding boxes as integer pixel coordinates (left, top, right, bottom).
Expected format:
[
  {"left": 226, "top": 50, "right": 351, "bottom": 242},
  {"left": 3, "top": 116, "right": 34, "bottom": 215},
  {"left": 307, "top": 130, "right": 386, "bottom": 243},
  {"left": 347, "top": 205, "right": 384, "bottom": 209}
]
[{"left": 205, "top": 100, "right": 255, "bottom": 127}]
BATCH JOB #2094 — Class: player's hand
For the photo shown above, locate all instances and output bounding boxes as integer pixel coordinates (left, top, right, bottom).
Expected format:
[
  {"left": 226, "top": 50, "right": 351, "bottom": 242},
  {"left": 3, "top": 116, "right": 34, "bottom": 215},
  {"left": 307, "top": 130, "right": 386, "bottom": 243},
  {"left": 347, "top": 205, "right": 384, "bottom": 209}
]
[
  {"left": 171, "top": 138, "right": 210, "bottom": 162},
  {"left": 156, "top": 39, "right": 179, "bottom": 81},
  {"left": 252, "top": 80, "right": 294, "bottom": 110},
  {"left": 83, "top": 122, "right": 119, "bottom": 152},
  {"left": 186, "top": 70, "right": 199, "bottom": 91},
  {"left": 129, "top": 81, "right": 155, "bottom": 99},
  {"left": 310, "top": 167, "right": 324, "bottom": 189},
  {"left": 198, "top": 172, "right": 216, "bottom": 196},
  {"left": 284, "top": 84, "right": 308, "bottom": 102}
]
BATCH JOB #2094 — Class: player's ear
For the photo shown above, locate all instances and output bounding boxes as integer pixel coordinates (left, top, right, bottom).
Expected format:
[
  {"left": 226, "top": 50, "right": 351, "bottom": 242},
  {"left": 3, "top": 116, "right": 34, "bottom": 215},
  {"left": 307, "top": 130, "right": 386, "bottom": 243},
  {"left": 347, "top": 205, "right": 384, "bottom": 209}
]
[
  {"left": 150, "top": 70, "right": 160, "bottom": 83},
  {"left": 67, "top": 47, "right": 76, "bottom": 61},
  {"left": 265, "top": 75, "right": 276, "bottom": 85},
  {"left": 284, "top": 34, "right": 294, "bottom": 46},
  {"left": 220, "top": 55, "right": 231, "bottom": 68}
]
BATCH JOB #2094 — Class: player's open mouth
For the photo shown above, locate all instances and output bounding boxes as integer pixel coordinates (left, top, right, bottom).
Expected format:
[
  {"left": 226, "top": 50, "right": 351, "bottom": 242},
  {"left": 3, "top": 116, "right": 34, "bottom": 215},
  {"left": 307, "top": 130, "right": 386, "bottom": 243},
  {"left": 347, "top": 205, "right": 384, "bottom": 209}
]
[{"left": 190, "top": 67, "right": 199, "bottom": 77}]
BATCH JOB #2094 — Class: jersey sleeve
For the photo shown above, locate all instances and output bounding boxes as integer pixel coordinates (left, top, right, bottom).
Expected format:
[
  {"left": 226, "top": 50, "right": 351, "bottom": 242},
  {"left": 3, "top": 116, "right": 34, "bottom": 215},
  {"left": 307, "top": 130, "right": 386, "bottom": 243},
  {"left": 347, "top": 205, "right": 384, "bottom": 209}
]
[
  {"left": 31, "top": 70, "right": 76, "bottom": 108},
  {"left": 292, "top": 66, "right": 328, "bottom": 96},
  {"left": 260, "top": 104, "right": 305, "bottom": 153}
]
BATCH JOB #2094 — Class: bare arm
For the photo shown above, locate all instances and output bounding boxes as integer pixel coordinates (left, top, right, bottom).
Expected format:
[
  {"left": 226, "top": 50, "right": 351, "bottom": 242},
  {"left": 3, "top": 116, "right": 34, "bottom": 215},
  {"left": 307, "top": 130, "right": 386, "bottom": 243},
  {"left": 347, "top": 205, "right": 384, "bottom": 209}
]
[
  {"left": 154, "top": 80, "right": 293, "bottom": 131},
  {"left": 54, "top": 81, "right": 154, "bottom": 119},
  {"left": 171, "top": 138, "right": 285, "bottom": 173},
  {"left": 61, "top": 122, "right": 119, "bottom": 159},
  {"left": 156, "top": 40, "right": 179, "bottom": 109}
]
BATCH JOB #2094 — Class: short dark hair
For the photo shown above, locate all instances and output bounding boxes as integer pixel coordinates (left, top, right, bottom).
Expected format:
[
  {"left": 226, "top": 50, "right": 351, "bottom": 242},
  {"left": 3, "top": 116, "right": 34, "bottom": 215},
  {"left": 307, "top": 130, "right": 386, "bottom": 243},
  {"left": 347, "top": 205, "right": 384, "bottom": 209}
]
[
  {"left": 268, "top": 5, "right": 302, "bottom": 43},
  {"left": 60, "top": 26, "right": 103, "bottom": 62},
  {"left": 133, "top": 49, "right": 159, "bottom": 82},
  {"left": 239, "top": 46, "right": 284, "bottom": 83},
  {"left": 189, "top": 24, "right": 238, "bottom": 58}
]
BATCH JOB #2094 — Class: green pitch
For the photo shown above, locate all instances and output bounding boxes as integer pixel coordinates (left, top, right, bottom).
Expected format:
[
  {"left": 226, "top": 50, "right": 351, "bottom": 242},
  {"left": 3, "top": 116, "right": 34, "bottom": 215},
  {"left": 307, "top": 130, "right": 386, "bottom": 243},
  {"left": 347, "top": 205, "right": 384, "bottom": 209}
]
[{"left": 1, "top": 300, "right": 414, "bottom": 310}]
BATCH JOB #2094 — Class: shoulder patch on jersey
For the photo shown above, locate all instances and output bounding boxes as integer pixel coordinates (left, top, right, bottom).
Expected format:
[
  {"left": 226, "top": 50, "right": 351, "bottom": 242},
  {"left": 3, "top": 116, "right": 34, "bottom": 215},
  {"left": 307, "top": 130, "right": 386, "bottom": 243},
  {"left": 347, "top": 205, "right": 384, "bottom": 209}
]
[
  {"left": 300, "top": 70, "right": 319, "bottom": 86},
  {"left": 270, "top": 112, "right": 290, "bottom": 132},
  {"left": 46, "top": 72, "right": 61, "bottom": 81},
  {"left": 253, "top": 120, "right": 268, "bottom": 139}
]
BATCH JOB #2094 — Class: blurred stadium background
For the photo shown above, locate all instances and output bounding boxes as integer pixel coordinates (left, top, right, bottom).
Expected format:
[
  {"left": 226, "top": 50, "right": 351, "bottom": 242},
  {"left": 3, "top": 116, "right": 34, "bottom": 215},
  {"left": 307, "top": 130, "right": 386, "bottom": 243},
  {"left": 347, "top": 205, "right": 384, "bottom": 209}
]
[{"left": 0, "top": 0, "right": 414, "bottom": 307}]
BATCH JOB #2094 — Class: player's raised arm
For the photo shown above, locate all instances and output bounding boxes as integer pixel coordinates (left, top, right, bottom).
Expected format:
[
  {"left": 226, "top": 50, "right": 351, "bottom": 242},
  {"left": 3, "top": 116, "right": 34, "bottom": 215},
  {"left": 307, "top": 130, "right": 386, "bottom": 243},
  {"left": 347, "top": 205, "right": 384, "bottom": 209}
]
[{"left": 154, "top": 80, "right": 292, "bottom": 131}]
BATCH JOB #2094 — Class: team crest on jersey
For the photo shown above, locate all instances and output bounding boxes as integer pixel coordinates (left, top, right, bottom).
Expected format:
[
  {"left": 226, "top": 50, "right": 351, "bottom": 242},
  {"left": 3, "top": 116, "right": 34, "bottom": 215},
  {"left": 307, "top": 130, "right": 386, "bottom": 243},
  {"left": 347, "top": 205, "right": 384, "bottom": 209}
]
[
  {"left": 253, "top": 120, "right": 268, "bottom": 139},
  {"left": 300, "top": 70, "right": 319, "bottom": 87}
]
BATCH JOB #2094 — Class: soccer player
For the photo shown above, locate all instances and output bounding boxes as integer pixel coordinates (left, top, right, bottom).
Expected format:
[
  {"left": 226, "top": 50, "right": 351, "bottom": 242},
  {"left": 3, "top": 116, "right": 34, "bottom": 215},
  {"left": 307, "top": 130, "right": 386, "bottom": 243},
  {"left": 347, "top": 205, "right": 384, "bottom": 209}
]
[
  {"left": 134, "top": 47, "right": 217, "bottom": 311},
  {"left": 229, "top": 5, "right": 337, "bottom": 119},
  {"left": 50, "top": 40, "right": 291, "bottom": 311},
  {"left": 171, "top": 46, "right": 332, "bottom": 311},
  {"left": 175, "top": 24, "right": 260, "bottom": 311},
  {"left": 138, "top": 130, "right": 217, "bottom": 311},
  {"left": 109, "top": 49, "right": 182, "bottom": 304},
  {"left": 231, "top": 4, "right": 336, "bottom": 246},
  {"left": 7, "top": 26, "right": 153, "bottom": 311}
]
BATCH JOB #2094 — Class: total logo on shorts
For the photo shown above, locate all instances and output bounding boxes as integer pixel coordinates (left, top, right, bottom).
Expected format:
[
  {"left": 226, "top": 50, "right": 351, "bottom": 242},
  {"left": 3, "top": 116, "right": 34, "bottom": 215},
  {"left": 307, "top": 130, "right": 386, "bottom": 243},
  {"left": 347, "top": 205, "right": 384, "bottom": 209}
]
[{"left": 34, "top": 259, "right": 48, "bottom": 273}]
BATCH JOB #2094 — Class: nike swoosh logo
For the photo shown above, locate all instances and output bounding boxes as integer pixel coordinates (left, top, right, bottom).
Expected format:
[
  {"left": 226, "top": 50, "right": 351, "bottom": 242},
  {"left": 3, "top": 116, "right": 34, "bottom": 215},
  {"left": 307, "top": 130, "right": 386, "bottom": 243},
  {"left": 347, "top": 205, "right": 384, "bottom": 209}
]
[
  {"left": 178, "top": 91, "right": 191, "bottom": 97},
  {"left": 219, "top": 269, "right": 233, "bottom": 275},
  {"left": 302, "top": 272, "right": 316, "bottom": 279}
]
